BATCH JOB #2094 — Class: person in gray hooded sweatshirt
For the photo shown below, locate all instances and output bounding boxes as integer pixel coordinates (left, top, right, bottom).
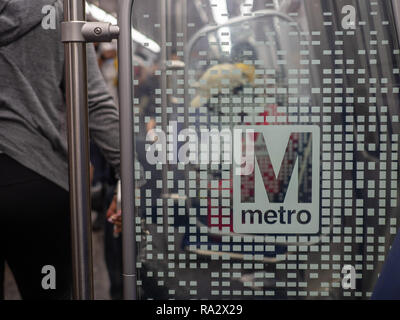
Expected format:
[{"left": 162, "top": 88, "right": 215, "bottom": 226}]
[{"left": 0, "top": 0, "right": 121, "bottom": 299}]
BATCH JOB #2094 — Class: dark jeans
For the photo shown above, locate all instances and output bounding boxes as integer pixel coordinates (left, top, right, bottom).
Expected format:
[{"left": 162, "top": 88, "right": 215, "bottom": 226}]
[{"left": 0, "top": 155, "right": 72, "bottom": 299}]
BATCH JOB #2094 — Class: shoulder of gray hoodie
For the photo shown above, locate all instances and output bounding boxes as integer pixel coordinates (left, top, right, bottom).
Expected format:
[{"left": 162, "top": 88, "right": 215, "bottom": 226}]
[{"left": 0, "top": 0, "right": 121, "bottom": 190}]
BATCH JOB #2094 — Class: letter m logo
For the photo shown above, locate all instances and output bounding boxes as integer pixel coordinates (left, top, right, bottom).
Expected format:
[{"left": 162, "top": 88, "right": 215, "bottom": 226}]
[{"left": 240, "top": 131, "right": 312, "bottom": 204}]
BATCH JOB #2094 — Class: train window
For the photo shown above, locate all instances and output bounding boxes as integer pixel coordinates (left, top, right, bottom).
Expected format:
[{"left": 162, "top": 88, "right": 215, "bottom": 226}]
[{"left": 130, "top": 0, "right": 400, "bottom": 299}]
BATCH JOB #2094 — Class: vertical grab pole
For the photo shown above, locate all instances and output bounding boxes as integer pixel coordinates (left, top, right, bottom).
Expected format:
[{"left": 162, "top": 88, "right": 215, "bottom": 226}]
[
  {"left": 118, "top": 0, "right": 137, "bottom": 300},
  {"left": 63, "top": 0, "right": 94, "bottom": 300}
]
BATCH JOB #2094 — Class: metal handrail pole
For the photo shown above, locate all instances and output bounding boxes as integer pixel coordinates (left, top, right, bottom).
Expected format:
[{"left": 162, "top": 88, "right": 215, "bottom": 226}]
[
  {"left": 118, "top": 0, "right": 137, "bottom": 300},
  {"left": 63, "top": 0, "right": 94, "bottom": 300}
]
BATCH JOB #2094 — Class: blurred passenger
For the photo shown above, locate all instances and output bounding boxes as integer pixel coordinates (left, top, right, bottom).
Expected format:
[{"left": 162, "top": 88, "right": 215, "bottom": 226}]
[
  {"left": 90, "top": 142, "right": 116, "bottom": 232},
  {"left": 92, "top": 42, "right": 122, "bottom": 299},
  {"left": 134, "top": 61, "right": 158, "bottom": 134},
  {"left": 98, "top": 41, "right": 119, "bottom": 105},
  {"left": 91, "top": 42, "right": 119, "bottom": 232},
  {"left": 0, "top": 0, "right": 120, "bottom": 299}
]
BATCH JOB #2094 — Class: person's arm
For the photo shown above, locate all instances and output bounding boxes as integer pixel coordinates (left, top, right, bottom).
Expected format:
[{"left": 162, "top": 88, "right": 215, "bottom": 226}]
[
  {"left": 0, "top": 0, "right": 52, "bottom": 47},
  {"left": 86, "top": 44, "right": 120, "bottom": 176},
  {"left": 86, "top": 44, "right": 145, "bottom": 229}
]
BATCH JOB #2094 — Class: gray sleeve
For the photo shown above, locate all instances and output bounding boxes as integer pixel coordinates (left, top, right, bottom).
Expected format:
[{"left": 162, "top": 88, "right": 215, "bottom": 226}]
[
  {"left": 0, "top": 0, "right": 55, "bottom": 46},
  {"left": 86, "top": 43, "right": 120, "bottom": 175}
]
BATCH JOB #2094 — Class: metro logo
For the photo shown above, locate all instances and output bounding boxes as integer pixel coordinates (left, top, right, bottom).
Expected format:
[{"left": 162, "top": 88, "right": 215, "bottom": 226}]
[
  {"left": 241, "top": 131, "right": 312, "bottom": 204},
  {"left": 233, "top": 125, "right": 320, "bottom": 234}
]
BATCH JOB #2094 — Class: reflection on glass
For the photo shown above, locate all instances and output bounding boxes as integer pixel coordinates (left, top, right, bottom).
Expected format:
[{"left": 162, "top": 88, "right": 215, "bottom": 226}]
[{"left": 129, "top": 0, "right": 400, "bottom": 300}]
